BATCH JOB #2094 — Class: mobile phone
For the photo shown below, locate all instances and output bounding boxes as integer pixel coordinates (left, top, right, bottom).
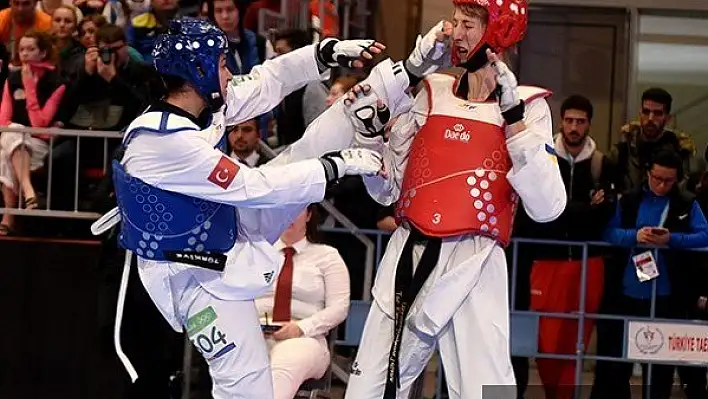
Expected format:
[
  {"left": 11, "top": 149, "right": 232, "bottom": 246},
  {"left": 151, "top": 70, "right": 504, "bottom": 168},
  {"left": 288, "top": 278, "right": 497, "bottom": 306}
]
[
  {"left": 261, "top": 324, "right": 282, "bottom": 334},
  {"left": 651, "top": 228, "right": 668, "bottom": 235}
]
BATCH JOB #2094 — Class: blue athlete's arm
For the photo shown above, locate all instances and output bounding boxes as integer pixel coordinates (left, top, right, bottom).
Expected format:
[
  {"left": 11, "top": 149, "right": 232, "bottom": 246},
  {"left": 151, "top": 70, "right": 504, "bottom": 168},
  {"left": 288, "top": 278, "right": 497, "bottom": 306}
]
[
  {"left": 223, "top": 45, "right": 323, "bottom": 126},
  {"left": 668, "top": 201, "right": 708, "bottom": 249},
  {"left": 603, "top": 201, "right": 638, "bottom": 247}
]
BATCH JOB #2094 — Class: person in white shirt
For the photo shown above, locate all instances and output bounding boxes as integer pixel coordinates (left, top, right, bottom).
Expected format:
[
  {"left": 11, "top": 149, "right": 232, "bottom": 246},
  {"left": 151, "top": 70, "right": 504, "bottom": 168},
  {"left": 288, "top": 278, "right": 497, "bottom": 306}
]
[{"left": 256, "top": 203, "right": 349, "bottom": 399}]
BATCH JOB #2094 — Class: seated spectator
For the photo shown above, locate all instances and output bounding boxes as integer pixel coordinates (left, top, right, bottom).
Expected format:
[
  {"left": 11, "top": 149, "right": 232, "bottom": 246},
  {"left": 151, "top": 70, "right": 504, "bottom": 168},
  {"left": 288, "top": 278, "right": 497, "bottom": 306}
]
[
  {"left": 125, "top": 0, "right": 179, "bottom": 62},
  {"left": 50, "top": 5, "right": 84, "bottom": 79},
  {"left": 0, "top": 0, "right": 52, "bottom": 56},
  {"left": 76, "top": 14, "right": 144, "bottom": 62},
  {"left": 53, "top": 23, "right": 155, "bottom": 213},
  {"left": 0, "top": 30, "right": 65, "bottom": 234},
  {"left": 591, "top": 150, "right": 708, "bottom": 399},
  {"left": 77, "top": 13, "right": 105, "bottom": 49},
  {"left": 255, "top": 204, "right": 350, "bottom": 399},
  {"left": 63, "top": 23, "right": 154, "bottom": 132},
  {"left": 227, "top": 117, "right": 267, "bottom": 167}
]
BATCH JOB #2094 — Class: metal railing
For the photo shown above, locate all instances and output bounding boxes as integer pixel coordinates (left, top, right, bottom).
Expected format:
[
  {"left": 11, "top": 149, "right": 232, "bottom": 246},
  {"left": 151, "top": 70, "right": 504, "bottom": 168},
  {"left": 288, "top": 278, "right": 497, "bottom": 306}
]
[
  {"left": 0, "top": 126, "right": 121, "bottom": 219},
  {"left": 317, "top": 227, "right": 708, "bottom": 399}
]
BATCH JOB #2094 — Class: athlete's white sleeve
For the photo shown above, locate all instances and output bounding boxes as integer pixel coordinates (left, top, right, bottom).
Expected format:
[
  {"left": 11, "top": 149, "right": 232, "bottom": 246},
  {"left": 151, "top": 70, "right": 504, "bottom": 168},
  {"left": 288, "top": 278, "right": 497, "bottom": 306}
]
[
  {"left": 224, "top": 44, "right": 324, "bottom": 126},
  {"left": 269, "top": 59, "right": 414, "bottom": 166},
  {"left": 124, "top": 131, "right": 327, "bottom": 209},
  {"left": 505, "top": 98, "right": 566, "bottom": 222},
  {"left": 356, "top": 83, "right": 430, "bottom": 206}
]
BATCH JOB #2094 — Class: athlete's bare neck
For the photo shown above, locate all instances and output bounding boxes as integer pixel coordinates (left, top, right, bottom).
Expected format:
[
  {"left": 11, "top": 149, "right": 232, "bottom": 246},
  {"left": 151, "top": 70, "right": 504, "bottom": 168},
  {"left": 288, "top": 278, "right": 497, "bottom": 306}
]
[
  {"left": 166, "top": 91, "right": 206, "bottom": 120},
  {"left": 466, "top": 65, "right": 496, "bottom": 102}
]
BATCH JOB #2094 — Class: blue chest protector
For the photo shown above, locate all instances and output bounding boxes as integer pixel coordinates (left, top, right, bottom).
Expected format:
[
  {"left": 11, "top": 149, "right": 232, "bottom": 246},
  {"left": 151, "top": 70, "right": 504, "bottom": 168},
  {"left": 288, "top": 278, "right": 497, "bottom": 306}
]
[{"left": 113, "top": 114, "right": 236, "bottom": 265}]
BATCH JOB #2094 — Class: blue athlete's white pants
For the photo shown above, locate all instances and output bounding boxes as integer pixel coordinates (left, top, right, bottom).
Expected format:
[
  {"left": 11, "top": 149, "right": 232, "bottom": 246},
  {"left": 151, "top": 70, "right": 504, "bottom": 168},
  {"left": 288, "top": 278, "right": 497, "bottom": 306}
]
[{"left": 139, "top": 265, "right": 274, "bottom": 399}]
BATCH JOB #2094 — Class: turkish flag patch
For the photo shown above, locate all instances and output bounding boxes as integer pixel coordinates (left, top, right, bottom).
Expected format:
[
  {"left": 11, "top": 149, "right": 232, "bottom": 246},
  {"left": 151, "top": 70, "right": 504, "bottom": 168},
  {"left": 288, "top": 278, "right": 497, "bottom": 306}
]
[{"left": 207, "top": 156, "right": 240, "bottom": 189}]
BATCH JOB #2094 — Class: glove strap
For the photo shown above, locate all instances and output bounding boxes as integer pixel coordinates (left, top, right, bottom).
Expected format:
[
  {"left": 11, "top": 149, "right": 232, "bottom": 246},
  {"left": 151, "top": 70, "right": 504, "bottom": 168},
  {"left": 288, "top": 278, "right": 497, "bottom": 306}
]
[
  {"left": 502, "top": 101, "right": 525, "bottom": 125},
  {"left": 316, "top": 38, "right": 338, "bottom": 72},
  {"left": 319, "top": 155, "right": 340, "bottom": 182}
]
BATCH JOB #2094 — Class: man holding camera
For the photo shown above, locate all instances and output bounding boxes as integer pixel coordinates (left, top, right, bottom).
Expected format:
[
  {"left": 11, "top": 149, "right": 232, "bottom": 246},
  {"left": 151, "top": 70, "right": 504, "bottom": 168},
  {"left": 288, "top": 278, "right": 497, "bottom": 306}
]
[
  {"left": 50, "top": 23, "right": 158, "bottom": 217},
  {"left": 66, "top": 23, "right": 157, "bottom": 132}
]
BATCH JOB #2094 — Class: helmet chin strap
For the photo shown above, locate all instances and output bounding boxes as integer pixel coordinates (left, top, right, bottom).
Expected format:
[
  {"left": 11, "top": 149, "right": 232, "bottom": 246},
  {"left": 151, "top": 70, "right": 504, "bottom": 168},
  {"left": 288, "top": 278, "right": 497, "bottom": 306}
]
[
  {"left": 457, "top": 43, "right": 493, "bottom": 73},
  {"left": 207, "top": 92, "right": 224, "bottom": 111}
]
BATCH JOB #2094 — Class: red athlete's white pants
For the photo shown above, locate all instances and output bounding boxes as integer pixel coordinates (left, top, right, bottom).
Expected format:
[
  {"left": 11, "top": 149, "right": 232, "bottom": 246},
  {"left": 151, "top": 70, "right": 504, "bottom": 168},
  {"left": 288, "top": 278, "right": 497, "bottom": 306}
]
[{"left": 344, "top": 231, "right": 517, "bottom": 399}]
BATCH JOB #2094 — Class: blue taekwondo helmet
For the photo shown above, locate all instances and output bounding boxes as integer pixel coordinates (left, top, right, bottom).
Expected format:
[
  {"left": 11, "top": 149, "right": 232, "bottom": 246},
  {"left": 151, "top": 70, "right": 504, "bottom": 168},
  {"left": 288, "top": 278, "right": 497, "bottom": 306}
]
[{"left": 152, "top": 17, "right": 229, "bottom": 110}]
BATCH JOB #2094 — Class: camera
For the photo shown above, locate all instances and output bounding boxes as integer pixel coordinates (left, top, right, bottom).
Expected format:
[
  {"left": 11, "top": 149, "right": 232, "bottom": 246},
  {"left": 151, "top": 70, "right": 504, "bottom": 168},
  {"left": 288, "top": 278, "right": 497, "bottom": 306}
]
[{"left": 99, "top": 47, "right": 113, "bottom": 64}]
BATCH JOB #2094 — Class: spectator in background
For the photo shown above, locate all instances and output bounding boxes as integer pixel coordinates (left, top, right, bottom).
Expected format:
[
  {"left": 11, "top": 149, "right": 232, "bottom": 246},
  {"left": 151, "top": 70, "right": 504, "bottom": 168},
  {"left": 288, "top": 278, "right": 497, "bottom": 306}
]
[
  {"left": 52, "top": 23, "right": 156, "bottom": 216},
  {"left": 0, "top": 30, "right": 65, "bottom": 234},
  {"left": 36, "top": 0, "right": 69, "bottom": 17},
  {"left": 77, "top": 13, "right": 105, "bottom": 48},
  {"left": 205, "top": 0, "right": 260, "bottom": 75},
  {"left": 76, "top": 13, "right": 143, "bottom": 62},
  {"left": 51, "top": 5, "right": 84, "bottom": 79},
  {"left": 126, "top": 0, "right": 179, "bottom": 62},
  {"left": 591, "top": 150, "right": 708, "bottom": 399},
  {"left": 64, "top": 23, "right": 153, "bottom": 132},
  {"left": 255, "top": 204, "right": 350, "bottom": 399},
  {"left": 227, "top": 117, "right": 268, "bottom": 168},
  {"left": 610, "top": 88, "right": 696, "bottom": 192},
  {"left": 74, "top": 0, "right": 106, "bottom": 16},
  {"left": 0, "top": 0, "right": 52, "bottom": 58},
  {"left": 511, "top": 95, "right": 616, "bottom": 399},
  {"left": 273, "top": 28, "right": 329, "bottom": 147}
]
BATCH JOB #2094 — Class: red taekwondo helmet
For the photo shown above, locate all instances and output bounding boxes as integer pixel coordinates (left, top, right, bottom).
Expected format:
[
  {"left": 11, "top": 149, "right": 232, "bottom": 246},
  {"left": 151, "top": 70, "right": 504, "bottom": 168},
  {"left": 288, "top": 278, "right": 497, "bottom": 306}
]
[{"left": 450, "top": 0, "right": 529, "bottom": 68}]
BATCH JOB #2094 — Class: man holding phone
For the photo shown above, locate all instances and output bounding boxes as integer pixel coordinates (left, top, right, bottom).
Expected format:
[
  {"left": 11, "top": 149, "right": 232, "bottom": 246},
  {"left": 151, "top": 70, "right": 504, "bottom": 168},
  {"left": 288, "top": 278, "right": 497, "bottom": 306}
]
[{"left": 592, "top": 149, "right": 708, "bottom": 399}]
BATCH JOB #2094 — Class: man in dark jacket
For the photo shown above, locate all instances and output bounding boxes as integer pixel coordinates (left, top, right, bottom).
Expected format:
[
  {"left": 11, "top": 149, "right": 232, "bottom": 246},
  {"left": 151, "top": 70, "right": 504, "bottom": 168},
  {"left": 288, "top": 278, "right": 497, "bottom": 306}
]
[
  {"left": 591, "top": 149, "right": 708, "bottom": 399},
  {"left": 609, "top": 88, "right": 696, "bottom": 192},
  {"left": 509, "top": 95, "right": 616, "bottom": 398}
]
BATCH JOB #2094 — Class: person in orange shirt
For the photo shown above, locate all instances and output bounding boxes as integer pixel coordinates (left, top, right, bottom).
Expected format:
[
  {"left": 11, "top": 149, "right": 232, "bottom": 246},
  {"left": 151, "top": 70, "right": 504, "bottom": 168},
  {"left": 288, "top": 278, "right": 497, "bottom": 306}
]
[{"left": 0, "top": 0, "right": 52, "bottom": 62}]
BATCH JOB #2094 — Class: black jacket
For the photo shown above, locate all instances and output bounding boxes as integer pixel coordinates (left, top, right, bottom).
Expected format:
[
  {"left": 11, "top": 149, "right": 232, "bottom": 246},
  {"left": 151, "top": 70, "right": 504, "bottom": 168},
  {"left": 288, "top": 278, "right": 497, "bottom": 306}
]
[{"left": 514, "top": 138, "right": 616, "bottom": 260}]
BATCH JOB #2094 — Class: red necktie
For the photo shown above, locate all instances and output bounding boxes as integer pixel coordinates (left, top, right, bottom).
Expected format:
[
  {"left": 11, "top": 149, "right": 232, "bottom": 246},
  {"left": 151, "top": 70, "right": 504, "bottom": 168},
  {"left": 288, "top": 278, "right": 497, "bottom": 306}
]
[{"left": 272, "top": 247, "right": 296, "bottom": 322}]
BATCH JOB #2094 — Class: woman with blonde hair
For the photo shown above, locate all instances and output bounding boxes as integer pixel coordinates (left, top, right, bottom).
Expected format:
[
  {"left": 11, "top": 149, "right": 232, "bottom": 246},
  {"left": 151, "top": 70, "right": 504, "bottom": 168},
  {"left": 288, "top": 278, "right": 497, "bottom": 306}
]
[{"left": 50, "top": 4, "right": 84, "bottom": 78}]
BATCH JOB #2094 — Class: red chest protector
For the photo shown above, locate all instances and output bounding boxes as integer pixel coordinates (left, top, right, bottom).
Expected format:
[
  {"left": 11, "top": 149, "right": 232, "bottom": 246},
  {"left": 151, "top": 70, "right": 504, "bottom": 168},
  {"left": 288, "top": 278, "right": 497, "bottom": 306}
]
[{"left": 395, "top": 73, "right": 551, "bottom": 246}]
